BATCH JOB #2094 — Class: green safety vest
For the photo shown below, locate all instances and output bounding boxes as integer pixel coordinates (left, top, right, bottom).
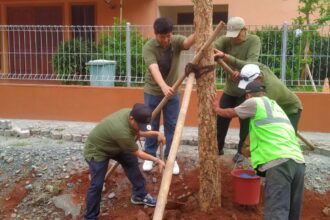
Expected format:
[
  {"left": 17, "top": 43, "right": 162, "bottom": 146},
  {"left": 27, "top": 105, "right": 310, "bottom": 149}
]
[{"left": 250, "top": 97, "right": 304, "bottom": 169}]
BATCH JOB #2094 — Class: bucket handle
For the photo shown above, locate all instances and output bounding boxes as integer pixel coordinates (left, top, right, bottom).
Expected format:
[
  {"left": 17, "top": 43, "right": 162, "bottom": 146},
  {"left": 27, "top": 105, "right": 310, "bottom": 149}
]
[{"left": 233, "top": 155, "right": 252, "bottom": 171}]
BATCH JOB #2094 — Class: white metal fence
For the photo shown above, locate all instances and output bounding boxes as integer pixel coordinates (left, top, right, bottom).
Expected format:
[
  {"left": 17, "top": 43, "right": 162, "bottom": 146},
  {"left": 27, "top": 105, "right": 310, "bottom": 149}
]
[{"left": 0, "top": 23, "right": 329, "bottom": 88}]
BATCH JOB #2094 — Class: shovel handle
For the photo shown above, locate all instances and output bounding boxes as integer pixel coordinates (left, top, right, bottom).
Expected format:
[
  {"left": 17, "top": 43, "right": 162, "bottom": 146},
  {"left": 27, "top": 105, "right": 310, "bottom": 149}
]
[
  {"left": 159, "top": 143, "right": 164, "bottom": 161},
  {"left": 104, "top": 162, "right": 120, "bottom": 182},
  {"left": 297, "top": 131, "right": 315, "bottom": 151},
  {"left": 216, "top": 59, "right": 237, "bottom": 78}
]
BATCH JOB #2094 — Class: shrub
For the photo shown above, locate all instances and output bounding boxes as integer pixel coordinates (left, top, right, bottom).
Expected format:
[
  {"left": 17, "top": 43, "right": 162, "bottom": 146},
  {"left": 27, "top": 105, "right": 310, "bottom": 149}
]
[
  {"left": 98, "top": 18, "right": 148, "bottom": 86},
  {"left": 253, "top": 26, "right": 329, "bottom": 84},
  {"left": 52, "top": 38, "right": 98, "bottom": 85}
]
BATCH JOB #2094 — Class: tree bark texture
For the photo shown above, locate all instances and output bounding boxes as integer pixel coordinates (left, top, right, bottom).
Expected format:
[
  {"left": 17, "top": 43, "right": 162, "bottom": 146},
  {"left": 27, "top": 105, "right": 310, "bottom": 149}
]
[{"left": 194, "top": 0, "right": 221, "bottom": 212}]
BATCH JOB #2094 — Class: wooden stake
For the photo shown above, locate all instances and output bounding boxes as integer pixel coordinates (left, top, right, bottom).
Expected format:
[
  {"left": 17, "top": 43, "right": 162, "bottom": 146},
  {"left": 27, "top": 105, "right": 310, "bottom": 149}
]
[
  {"left": 297, "top": 131, "right": 315, "bottom": 151},
  {"left": 305, "top": 64, "right": 317, "bottom": 92},
  {"left": 151, "top": 21, "right": 225, "bottom": 121},
  {"left": 105, "top": 21, "right": 225, "bottom": 192},
  {"left": 153, "top": 73, "right": 195, "bottom": 220},
  {"left": 217, "top": 59, "right": 235, "bottom": 76},
  {"left": 322, "top": 77, "right": 329, "bottom": 93},
  {"left": 152, "top": 21, "right": 225, "bottom": 220}
]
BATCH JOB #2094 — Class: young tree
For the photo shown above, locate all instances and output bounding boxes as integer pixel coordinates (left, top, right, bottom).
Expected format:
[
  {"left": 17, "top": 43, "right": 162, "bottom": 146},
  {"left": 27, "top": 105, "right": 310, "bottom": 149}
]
[
  {"left": 193, "top": 0, "right": 221, "bottom": 211},
  {"left": 294, "top": 0, "right": 330, "bottom": 89}
]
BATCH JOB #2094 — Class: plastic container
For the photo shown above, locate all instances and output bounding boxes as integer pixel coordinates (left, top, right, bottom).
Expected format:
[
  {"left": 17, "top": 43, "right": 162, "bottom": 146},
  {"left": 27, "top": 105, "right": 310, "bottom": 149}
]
[
  {"left": 86, "top": 59, "right": 116, "bottom": 86},
  {"left": 231, "top": 169, "right": 261, "bottom": 205}
]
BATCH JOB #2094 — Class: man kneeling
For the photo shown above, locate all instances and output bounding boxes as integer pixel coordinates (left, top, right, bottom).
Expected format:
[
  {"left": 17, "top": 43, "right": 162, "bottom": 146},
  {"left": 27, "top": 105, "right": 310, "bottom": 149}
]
[{"left": 84, "top": 103, "right": 166, "bottom": 220}]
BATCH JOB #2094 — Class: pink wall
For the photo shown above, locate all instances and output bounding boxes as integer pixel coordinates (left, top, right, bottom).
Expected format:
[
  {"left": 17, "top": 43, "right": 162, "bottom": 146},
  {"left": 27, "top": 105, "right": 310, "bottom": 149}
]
[
  {"left": 0, "top": 0, "right": 301, "bottom": 26},
  {"left": 227, "top": 0, "right": 300, "bottom": 25},
  {"left": 157, "top": 0, "right": 300, "bottom": 26},
  {"left": 97, "top": 0, "right": 157, "bottom": 25},
  {"left": 0, "top": 0, "right": 157, "bottom": 26},
  {"left": 0, "top": 84, "right": 329, "bottom": 132}
]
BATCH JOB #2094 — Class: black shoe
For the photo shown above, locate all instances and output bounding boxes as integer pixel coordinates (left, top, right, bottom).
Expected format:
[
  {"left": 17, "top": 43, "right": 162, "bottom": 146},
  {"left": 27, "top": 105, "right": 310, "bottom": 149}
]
[
  {"left": 232, "top": 153, "right": 243, "bottom": 163},
  {"left": 131, "top": 193, "right": 157, "bottom": 207},
  {"left": 218, "top": 149, "right": 224, "bottom": 155}
]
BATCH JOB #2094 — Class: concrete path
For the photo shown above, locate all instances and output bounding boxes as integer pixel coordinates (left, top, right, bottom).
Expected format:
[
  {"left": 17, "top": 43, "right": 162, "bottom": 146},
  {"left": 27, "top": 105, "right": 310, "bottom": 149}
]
[{"left": 2, "top": 118, "right": 330, "bottom": 156}]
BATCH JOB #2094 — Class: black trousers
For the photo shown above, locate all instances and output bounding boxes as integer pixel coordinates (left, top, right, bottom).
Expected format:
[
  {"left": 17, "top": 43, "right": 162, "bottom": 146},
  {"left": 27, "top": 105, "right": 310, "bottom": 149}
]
[
  {"left": 216, "top": 93, "right": 249, "bottom": 154},
  {"left": 84, "top": 152, "right": 147, "bottom": 220}
]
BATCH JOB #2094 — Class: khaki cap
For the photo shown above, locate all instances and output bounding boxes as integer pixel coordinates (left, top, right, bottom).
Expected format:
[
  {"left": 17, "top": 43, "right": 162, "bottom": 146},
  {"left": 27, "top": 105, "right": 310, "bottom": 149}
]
[{"left": 226, "top": 17, "right": 245, "bottom": 38}]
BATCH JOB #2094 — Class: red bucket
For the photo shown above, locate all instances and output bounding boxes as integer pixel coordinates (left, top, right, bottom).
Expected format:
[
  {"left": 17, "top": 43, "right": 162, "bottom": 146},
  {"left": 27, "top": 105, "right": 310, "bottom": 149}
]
[{"left": 231, "top": 169, "right": 261, "bottom": 205}]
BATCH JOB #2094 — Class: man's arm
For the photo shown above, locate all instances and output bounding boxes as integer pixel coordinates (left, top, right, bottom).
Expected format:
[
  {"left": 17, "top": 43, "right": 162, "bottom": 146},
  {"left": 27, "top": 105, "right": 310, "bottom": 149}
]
[
  {"left": 134, "top": 130, "right": 166, "bottom": 173},
  {"left": 214, "top": 106, "right": 238, "bottom": 118},
  {"left": 213, "top": 48, "right": 240, "bottom": 80},
  {"left": 148, "top": 63, "right": 174, "bottom": 98},
  {"left": 211, "top": 93, "right": 238, "bottom": 118},
  {"left": 132, "top": 149, "right": 165, "bottom": 173},
  {"left": 245, "top": 36, "right": 261, "bottom": 62},
  {"left": 143, "top": 41, "right": 174, "bottom": 97},
  {"left": 183, "top": 34, "right": 195, "bottom": 50},
  {"left": 138, "top": 130, "right": 166, "bottom": 146},
  {"left": 225, "top": 36, "right": 261, "bottom": 69},
  {"left": 241, "top": 134, "right": 251, "bottom": 158}
]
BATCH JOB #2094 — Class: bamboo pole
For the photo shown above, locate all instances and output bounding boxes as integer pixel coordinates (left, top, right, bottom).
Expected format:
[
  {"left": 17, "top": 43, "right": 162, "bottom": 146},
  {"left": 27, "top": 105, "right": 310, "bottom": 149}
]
[
  {"left": 153, "top": 73, "right": 195, "bottom": 220},
  {"left": 105, "top": 21, "right": 225, "bottom": 183},
  {"left": 151, "top": 21, "right": 225, "bottom": 121},
  {"left": 216, "top": 59, "right": 316, "bottom": 150},
  {"left": 152, "top": 21, "right": 225, "bottom": 220}
]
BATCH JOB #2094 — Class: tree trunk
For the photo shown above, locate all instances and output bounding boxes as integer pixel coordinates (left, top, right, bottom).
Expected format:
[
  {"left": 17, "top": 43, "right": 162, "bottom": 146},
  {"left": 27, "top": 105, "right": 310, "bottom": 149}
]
[
  {"left": 299, "top": 40, "right": 310, "bottom": 82},
  {"left": 300, "top": 40, "right": 317, "bottom": 91},
  {"left": 194, "top": 0, "right": 221, "bottom": 211}
]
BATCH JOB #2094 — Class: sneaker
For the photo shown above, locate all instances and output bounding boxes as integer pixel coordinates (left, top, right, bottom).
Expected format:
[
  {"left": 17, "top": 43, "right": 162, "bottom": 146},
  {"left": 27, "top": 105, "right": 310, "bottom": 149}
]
[
  {"left": 173, "top": 160, "right": 180, "bottom": 175},
  {"left": 142, "top": 160, "right": 153, "bottom": 171},
  {"left": 218, "top": 149, "right": 224, "bottom": 155},
  {"left": 131, "top": 193, "right": 157, "bottom": 207},
  {"left": 232, "top": 152, "right": 243, "bottom": 163}
]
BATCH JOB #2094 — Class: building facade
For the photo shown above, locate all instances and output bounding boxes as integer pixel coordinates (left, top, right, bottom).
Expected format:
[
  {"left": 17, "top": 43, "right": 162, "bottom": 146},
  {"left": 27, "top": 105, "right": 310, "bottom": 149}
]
[
  {"left": 0, "top": 0, "right": 300, "bottom": 27},
  {"left": 0, "top": 0, "right": 301, "bottom": 79}
]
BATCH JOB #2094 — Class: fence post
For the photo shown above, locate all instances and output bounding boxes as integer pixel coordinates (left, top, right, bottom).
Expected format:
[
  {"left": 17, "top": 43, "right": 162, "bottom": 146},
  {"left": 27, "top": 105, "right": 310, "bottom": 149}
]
[
  {"left": 280, "top": 21, "right": 288, "bottom": 82},
  {"left": 126, "top": 22, "right": 131, "bottom": 87}
]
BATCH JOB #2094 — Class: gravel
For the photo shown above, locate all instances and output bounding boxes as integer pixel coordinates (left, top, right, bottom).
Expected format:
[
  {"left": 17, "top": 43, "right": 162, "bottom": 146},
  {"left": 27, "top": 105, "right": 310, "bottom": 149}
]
[
  {"left": 0, "top": 120, "right": 329, "bottom": 219},
  {"left": 1, "top": 134, "right": 330, "bottom": 194}
]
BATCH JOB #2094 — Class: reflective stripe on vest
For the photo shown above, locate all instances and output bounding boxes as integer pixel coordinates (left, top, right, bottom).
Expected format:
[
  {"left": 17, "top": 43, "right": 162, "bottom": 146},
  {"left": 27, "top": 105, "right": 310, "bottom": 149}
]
[
  {"left": 249, "top": 96, "right": 304, "bottom": 169},
  {"left": 254, "top": 97, "right": 291, "bottom": 126}
]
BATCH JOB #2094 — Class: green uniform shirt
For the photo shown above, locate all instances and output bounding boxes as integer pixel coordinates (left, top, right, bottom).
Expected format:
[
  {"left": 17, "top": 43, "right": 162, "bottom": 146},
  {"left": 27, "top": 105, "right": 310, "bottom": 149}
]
[
  {"left": 259, "top": 64, "right": 303, "bottom": 114},
  {"left": 214, "top": 34, "right": 261, "bottom": 97},
  {"left": 143, "top": 35, "right": 186, "bottom": 96},
  {"left": 84, "top": 109, "right": 139, "bottom": 162}
]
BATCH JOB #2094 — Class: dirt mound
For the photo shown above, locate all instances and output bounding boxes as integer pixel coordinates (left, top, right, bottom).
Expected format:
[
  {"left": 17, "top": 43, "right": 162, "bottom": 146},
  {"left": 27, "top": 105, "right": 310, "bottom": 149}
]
[
  {"left": 2, "top": 156, "right": 329, "bottom": 220},
  {"left": 69, "top": 158, "right": 330, "bottom": 220}
]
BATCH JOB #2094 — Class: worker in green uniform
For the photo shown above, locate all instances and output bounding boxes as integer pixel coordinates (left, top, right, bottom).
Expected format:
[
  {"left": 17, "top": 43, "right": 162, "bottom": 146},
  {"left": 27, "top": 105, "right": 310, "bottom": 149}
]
[
  {"left": 238, "top": 63, "right": 302, "bottom": 132},
  {"left": 211, "top": 81, "right": 305, "bottom": 220},
  {"left": 213, "top": 16, "right": 261, "bottom": 162},
  {"left": 142, "top": 17, "right": 195, "bottom": 175},
  {"left": 84, "top": 103, "right": 166, "bottom": 220}
]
